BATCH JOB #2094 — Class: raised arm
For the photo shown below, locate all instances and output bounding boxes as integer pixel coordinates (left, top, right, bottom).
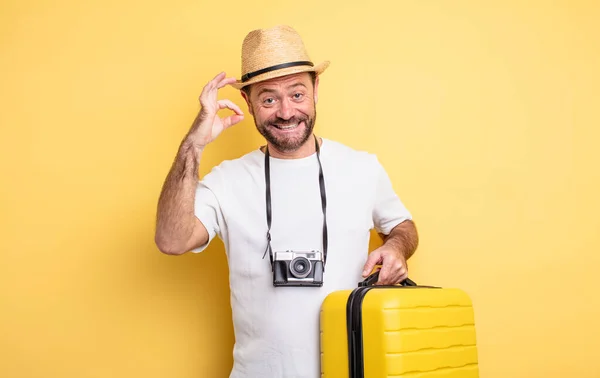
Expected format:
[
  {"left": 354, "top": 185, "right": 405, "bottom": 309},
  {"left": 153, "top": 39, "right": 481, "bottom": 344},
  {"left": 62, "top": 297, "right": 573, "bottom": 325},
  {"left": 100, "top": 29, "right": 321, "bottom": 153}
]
[{"left": 155, "top": 72, "right": 244, "bottom": 255}]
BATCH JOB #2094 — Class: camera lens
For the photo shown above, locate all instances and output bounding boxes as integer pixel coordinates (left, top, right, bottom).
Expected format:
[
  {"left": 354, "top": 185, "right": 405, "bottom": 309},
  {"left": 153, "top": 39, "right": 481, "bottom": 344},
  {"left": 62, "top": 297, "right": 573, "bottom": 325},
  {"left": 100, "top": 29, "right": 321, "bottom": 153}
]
[{"left": 290, "top": 256, "right": 311, "bottom": 278}]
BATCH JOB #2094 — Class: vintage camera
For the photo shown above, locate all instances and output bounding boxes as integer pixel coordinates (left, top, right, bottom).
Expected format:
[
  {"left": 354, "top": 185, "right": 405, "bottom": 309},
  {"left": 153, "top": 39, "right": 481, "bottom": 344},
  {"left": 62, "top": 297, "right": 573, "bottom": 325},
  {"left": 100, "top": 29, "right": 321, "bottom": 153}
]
[{"left": 272, "top": 250, "right": 324, "bottom": 287}]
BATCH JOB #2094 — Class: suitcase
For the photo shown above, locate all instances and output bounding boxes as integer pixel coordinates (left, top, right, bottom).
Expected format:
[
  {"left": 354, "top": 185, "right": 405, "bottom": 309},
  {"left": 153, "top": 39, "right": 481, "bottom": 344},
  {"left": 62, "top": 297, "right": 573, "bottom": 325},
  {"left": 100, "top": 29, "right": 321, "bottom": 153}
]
[{"left": 320, "top": 271, "right": 480, "bottom": 378}]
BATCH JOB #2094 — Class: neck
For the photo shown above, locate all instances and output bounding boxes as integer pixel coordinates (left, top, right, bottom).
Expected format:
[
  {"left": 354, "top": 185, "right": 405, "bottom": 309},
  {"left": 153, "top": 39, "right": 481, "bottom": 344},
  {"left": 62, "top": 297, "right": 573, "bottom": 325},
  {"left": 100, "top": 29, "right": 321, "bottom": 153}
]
[{"left": 265, "top": 135, "right": 322, "bottom": 159}]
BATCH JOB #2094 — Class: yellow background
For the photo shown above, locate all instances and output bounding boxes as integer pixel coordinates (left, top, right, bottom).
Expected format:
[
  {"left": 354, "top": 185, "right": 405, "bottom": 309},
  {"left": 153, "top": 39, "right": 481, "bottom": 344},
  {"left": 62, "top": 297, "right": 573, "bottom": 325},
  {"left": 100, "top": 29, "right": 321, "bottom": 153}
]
[{"left": 1, "top": 0, "right": 599, "bottom": 377}]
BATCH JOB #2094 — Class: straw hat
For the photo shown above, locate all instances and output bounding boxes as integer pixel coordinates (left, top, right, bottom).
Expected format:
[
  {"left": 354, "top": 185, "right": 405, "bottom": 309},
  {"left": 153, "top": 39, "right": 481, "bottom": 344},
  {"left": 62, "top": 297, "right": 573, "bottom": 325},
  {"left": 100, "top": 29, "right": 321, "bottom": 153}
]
[{"left": 229, "top": 25, "right": 330, "bottom": 90}]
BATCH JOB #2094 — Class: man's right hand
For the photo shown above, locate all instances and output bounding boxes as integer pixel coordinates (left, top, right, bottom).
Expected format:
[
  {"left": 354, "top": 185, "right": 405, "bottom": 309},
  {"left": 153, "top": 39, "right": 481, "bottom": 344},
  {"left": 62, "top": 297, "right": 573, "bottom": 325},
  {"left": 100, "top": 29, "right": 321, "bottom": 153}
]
[
  {"left": 155, "top": 72, "right": 244, "bottom": 255},
  {"left": 186, "top": 72, "right": 245, "bottom": 150}
]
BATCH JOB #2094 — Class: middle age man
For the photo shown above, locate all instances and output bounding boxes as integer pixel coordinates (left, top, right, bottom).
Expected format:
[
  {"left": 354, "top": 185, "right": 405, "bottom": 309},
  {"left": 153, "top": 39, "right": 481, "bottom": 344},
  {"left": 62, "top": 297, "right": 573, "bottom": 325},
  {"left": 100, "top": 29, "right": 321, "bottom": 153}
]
[{"left": 155, "top": 25, "right": 419, "bottom": 378}]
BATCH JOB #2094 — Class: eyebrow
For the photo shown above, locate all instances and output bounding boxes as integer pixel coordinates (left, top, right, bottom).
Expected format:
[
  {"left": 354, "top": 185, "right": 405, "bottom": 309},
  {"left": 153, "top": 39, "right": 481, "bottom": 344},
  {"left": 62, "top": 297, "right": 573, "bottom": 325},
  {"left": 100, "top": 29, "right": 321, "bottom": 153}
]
[
  {"left": 256, "top": 88, "right": 277, "bottom": 97},
  {"left": 288, "top": 83, "right": 307, "bottom": 90},
  {"left": 256, "top": 83, "right": 308, "bottom": 97}
]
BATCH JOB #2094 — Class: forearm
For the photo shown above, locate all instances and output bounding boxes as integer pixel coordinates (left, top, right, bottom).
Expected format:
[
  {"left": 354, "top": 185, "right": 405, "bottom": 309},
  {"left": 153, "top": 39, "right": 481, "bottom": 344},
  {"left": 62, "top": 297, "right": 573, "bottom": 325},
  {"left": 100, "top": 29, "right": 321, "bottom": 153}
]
[
  {"left": 155, "top": 139, "right": 203, "bottom": 254},
  {"left": 154, "top": 72, "right": 243, "bottom": 254},
  {"left": 382, "top": 220, "right": 419, "bottom": 260}
]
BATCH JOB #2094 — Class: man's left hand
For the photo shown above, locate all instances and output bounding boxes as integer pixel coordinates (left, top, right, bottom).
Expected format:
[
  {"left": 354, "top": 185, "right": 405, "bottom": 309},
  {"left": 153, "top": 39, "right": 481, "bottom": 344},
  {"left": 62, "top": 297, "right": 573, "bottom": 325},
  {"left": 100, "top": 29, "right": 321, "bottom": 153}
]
[{"left": 361, "top": 245, "right": 408, "bottom": 285}]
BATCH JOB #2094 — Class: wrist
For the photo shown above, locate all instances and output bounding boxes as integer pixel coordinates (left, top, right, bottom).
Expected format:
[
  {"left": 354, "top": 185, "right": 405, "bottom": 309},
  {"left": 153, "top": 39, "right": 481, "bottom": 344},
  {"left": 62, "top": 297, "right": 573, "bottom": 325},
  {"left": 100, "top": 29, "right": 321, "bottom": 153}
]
[
  {"left": 383, "top": 238, "right": 406, "bottom": 259},
  {"left": 180, "top": 138, "right": 205, "bottom": 159}
]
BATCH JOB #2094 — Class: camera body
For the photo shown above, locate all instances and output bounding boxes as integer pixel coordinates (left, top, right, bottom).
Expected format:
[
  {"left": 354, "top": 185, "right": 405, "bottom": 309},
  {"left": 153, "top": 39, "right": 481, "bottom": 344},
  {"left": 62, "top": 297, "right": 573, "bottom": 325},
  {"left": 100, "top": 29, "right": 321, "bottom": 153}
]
[{"left": 272, "top": 250, "right": 324, "bottom": 287}]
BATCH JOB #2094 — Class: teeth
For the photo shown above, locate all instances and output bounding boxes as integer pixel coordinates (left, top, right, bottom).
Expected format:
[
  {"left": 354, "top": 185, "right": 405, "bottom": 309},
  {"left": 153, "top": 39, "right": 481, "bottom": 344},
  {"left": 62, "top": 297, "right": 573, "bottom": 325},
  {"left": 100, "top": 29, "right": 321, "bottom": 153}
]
[{"left": 275, "top": 123, "right": 298, "bottom": 130}]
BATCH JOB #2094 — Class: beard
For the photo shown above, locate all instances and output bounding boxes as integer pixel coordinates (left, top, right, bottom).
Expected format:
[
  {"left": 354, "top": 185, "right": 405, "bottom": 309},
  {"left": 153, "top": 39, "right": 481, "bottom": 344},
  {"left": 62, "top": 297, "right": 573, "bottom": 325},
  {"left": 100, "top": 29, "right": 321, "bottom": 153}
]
[{"left": 254, "top": 111, "right": 316, "bottom": 153}]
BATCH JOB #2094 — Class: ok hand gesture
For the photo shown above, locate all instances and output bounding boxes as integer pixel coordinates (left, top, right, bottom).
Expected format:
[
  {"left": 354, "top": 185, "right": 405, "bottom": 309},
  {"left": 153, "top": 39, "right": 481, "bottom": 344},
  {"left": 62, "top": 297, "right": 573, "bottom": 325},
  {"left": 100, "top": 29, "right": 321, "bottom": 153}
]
[{"left": 187, "top": 72, "right": 245, "bottom": 150}]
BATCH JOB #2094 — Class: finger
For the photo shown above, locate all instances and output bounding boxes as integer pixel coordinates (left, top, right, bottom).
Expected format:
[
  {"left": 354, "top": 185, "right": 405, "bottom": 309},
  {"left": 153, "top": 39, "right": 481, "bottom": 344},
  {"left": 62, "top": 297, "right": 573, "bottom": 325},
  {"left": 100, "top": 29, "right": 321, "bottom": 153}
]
[
  {"left": 377, "top": 266, "right": 390, "bottom": 285},
  {"left": 362, "top": 251, "right": 382, "bottom": 277},
  {"left": 210, "top": 72, "right": 227, "bottom": 87},
  {"left": 218, "top": 99, "right": 244, "bottom": 115},
  {"left": 400, "top": 261, "right": 408, "bottom": 280},
  {"left": 377, "top": 253, "right": 397, "bottom": 285},
  {"left": 201, "top": 79, "right": 238, "bottom": 108},
  {"left": 200, "top": 72, "right": 227, "bottom": 102},
  {"left": 393, "top": 263, "right": 408, "bottom": 284},
  {"left": 398, "top": 268, "right": 408, "bottom": 283},
  {"left": 216, "top": 77, "right": 238, "bottom": 89},
  {"left": 362, "top": 252, "right": 380, "bottom": 277},
  {"left": 222, "top": 114, "right": 245, "bottom": 129},
  {"left": 203, "top": 72, "right": 226, "bottom": 96}
]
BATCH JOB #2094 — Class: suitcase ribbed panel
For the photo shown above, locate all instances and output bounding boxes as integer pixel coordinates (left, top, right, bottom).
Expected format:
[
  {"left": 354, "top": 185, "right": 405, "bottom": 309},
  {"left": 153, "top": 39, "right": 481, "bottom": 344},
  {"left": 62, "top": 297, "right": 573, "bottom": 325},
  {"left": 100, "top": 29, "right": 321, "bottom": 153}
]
[
  {"left": 382, "top": 307, "right": 475, "bottom": 332},
  {"left": 384, "top": 325, "right": 477, "bottom": 352},
  {"left": 385, "top": 345, "right": 478, "bottom": 375},
  {"left": 362, "top": 288, "right": 479, "bottom": 377},
  {"left": 391, "top": 364, "right": 479, "bottom": 378}
]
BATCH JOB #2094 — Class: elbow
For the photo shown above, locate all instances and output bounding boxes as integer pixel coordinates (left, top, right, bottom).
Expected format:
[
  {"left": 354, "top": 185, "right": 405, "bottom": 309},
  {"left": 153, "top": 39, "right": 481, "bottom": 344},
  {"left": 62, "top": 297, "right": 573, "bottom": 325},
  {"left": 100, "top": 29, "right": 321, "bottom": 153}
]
[{"left": 154, "top": 234, "right": 188, "bottom": 256}]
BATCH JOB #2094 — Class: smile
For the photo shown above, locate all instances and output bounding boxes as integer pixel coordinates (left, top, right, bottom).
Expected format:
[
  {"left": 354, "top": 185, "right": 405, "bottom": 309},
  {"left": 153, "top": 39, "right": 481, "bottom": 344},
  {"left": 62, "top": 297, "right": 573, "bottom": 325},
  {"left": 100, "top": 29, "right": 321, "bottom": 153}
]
[{"left": 272, "top": 122, "right": 301, "bottom": 130}]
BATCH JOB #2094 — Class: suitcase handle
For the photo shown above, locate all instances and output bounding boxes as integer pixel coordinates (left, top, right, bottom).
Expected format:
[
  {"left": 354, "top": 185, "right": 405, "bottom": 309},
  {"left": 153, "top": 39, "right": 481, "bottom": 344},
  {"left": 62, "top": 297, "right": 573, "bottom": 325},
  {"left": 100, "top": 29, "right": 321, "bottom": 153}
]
[{"left": 359, "top": 270, "right": 417, "bottom": 287}]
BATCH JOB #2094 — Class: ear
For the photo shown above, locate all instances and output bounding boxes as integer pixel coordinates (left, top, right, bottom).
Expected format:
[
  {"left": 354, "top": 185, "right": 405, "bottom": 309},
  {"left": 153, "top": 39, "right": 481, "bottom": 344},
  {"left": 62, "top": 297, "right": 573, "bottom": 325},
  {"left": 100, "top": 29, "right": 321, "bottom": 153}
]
[
  {"left": 313, "top": 76, "right": 320, "bottom": 104},
  {"left": 240, "top": 90, "right": 254, "bottom": 116}
]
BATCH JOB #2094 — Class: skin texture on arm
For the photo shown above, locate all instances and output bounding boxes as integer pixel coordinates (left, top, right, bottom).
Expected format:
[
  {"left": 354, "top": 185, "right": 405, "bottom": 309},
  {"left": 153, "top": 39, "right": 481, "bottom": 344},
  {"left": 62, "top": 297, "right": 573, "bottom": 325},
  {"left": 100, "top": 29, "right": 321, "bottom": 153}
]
[
  {"left": 155, "top": 140, "right": 209, "bottom": 255},
  {"left": 380, "top": 219, "right": 419, "bottom": 261},
  {"left": 155, "top": 72, "right": 244, "bottom": 255},
  {"left": 362, "top": 219, "right": 419, "bottom": 285}
]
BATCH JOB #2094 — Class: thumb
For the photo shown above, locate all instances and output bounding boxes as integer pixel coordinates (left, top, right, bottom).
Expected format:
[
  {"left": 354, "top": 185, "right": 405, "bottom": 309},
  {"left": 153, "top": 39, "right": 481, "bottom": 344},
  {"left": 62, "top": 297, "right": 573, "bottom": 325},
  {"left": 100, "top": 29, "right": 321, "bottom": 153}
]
[{"left": 362, "top": 250, "right": 382, "bottom": 277}]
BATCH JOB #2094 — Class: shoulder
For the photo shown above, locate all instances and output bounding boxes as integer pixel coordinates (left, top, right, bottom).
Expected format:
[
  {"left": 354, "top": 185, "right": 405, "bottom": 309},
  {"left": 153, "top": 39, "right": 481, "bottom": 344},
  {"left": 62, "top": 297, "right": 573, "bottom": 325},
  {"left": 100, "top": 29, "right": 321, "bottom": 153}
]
[
  {"left": 321, "top": 138, "right": 383, "bottom": 171},
  {"left": 199, "top": 148, "right": 263, "bottom": 188}
]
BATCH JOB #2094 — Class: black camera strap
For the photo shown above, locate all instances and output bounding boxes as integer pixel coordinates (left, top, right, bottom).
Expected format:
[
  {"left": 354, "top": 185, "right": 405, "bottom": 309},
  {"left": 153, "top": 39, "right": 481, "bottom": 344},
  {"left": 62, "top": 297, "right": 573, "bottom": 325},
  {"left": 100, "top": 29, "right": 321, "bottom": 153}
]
[{"left": 262, "top": 135, "right": 328, "bottom": 271}]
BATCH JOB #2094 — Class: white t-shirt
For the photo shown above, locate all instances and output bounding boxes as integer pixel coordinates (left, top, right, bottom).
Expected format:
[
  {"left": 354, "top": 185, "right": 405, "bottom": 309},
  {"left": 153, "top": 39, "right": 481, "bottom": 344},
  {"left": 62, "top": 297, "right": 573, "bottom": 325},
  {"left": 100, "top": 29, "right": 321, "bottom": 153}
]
[{"left": 193, "top": 138, "right": 412, "bottom": 378}]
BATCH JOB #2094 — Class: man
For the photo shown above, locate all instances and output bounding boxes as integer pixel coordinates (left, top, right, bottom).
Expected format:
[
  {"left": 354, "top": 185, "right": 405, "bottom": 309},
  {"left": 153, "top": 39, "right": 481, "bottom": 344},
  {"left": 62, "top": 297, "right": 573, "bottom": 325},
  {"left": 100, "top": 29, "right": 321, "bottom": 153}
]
[{"left": 155, "top": 25, "right": 418, "bottom": 378}]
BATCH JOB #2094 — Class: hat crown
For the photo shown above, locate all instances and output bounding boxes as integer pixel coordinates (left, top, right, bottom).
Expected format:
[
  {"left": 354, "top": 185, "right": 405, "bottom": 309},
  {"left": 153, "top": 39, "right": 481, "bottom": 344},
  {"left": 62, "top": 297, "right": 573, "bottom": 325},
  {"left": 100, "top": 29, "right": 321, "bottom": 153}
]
[{"left": 241, "top": 25, "right": 312, "bottom": 76}]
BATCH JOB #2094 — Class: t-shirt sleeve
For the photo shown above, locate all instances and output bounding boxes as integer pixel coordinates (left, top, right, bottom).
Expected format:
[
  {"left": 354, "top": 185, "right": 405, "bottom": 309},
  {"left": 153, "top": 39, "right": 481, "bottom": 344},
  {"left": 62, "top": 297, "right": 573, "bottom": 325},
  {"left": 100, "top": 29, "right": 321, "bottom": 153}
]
[
  {"left": 191, "top": 179, "right": 222, "bottom": 253},
  {"left": 372, "top": 157, "right": 413, "bottom": 235}
]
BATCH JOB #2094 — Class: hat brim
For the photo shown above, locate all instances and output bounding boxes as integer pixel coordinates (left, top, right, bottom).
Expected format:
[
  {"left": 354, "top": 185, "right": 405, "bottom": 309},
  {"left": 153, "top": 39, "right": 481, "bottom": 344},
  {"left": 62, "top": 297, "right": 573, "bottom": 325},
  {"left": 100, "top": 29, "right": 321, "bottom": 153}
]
[{"left": 229, "top": 61, "right": 330, "bottom": 90}]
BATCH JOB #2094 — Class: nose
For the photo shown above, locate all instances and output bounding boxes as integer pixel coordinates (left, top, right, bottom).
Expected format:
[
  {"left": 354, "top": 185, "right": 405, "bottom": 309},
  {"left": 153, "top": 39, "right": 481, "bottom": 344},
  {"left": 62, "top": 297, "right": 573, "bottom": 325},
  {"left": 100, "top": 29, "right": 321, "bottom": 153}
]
[{"left": 276, "top": 98, "right": 294, "bottom": 120}]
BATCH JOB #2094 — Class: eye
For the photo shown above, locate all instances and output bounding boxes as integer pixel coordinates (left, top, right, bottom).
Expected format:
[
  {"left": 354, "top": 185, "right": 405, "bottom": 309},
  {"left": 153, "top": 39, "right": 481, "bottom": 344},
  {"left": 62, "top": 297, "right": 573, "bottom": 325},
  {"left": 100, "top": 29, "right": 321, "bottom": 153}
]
[
  {"left": 292, "top": 93, "right": 304, "bottom": 101},
  {"left": 263, "top": 97, "right": 276, "bottom": 106}
]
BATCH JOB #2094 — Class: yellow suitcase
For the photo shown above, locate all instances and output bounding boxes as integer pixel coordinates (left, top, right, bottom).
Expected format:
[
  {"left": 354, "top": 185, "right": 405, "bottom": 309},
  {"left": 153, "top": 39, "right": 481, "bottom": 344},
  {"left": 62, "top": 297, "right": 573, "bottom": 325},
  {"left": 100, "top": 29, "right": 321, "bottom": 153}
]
[{"left": 320, "top": 271, "right": 480, "bottom": 378}]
